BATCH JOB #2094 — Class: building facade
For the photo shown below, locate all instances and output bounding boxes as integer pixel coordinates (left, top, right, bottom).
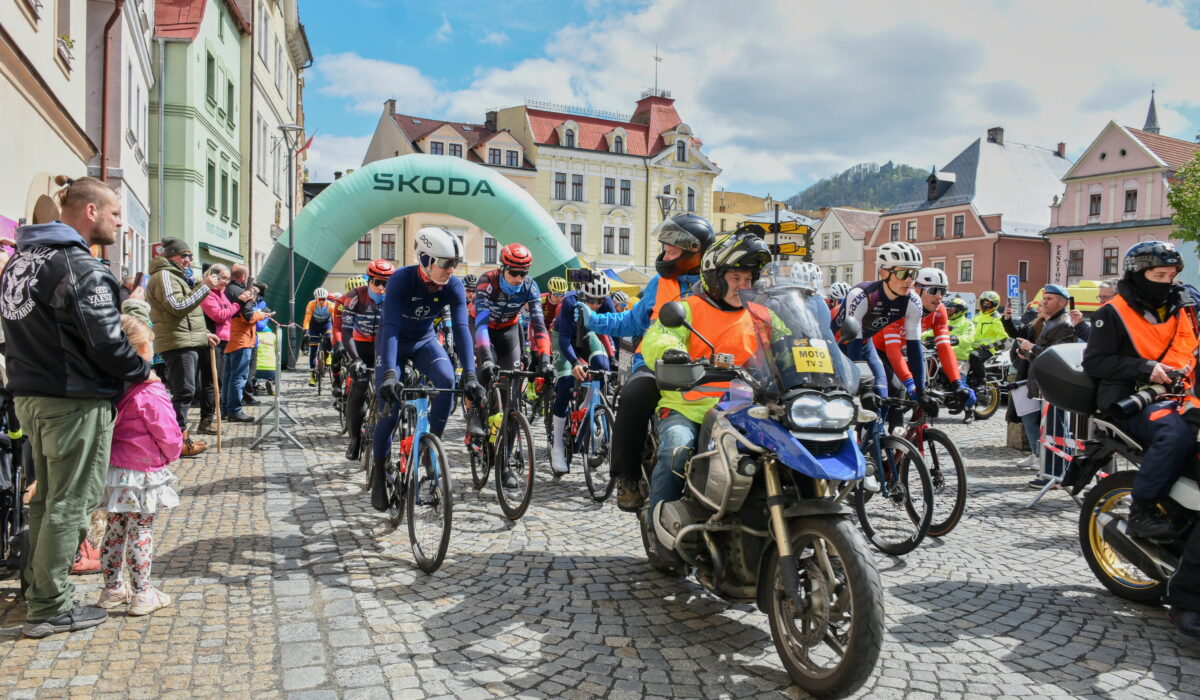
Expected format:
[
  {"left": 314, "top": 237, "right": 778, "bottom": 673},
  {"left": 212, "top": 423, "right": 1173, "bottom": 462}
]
[
  {"left": 866, "top": 127, "right": 1072, "bottom": 301},
  {"left": 711, "top": 191, "right": 790, "bottom": 233},
  {"left": 810, "top": 207, "right": 880, "bottom": 287},
  {"left": 1043, "top": 101, "right": 1199, "bottom": 287}
]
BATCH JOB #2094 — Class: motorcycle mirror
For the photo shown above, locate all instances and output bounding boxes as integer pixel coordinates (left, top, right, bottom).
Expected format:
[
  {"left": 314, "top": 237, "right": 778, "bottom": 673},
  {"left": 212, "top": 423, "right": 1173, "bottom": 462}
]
[
  {"left": 658, "top": 301, "right": 687, "bottom": 329},
  {"left": 841, "top": 317, "right": 862, "bottom": 343}
]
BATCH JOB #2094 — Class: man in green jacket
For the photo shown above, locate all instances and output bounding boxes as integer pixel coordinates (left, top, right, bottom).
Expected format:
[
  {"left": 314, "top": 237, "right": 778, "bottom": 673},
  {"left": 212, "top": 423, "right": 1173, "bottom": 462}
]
[
  {"left": 968, "top": 290, "right": 1007, "bottom": 385},
  {"left": 145, "top": 237, "right": 220, "bottom": 456},
  {"left": 945, "top": 297, "right": 975, "bottom": 362}
]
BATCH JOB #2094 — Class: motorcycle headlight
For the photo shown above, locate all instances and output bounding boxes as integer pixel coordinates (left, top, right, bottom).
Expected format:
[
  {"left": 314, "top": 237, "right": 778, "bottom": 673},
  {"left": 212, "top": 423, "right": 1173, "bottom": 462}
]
[{"left": 788, "top": 394, "right": 856, "bottom": 431}]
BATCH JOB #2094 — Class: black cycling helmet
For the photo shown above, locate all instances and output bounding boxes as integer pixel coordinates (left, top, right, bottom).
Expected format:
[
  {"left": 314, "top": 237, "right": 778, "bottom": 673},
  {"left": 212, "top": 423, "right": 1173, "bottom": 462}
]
[
  {"left": 655, "top": 214, "right": 716, "bottom": 279},
  {"left": 700, "top": 231, "right": 772, "bottom": 305},
  {"left": 1124, "top": 241, "right": 1183, "bottom": 275},
  {"left": 462, "top": 273, "right": 479, "bottom": 289}
]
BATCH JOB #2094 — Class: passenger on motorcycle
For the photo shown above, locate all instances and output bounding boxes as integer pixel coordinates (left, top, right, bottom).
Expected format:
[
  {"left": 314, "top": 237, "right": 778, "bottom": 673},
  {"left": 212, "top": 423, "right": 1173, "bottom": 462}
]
[
  {"left": 969, "top": 290, "right": 1007, "bottom": 385},
  {"left": 642, "top": 231, "right": 773, "bottom": 548},
  {"left": 827, "top": 281, "right": 851, "bottom": 310},
  {"left": 580, "top": 214, "right": 716, "bottom": 510},
  {"left": 303, "top": 288, "right": 335, "bottom": 386},
  {"left": 1081, "top": 242, "right": 1197, "bottom": 540},
  {"left": 833, "top": 242, "right": 925, "bottom": 409},
  {"left": 341, "top": 259, "right": 393, "bottom": 462},
  {"left": 551, "top": 276, "right": 616, "bottom": 474},
  {"left": 372, "top": 227, "right": 485, "bottom": 511}
]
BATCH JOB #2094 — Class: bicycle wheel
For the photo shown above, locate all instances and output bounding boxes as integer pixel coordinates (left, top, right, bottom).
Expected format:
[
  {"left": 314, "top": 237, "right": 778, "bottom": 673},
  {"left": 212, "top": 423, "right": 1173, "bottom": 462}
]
[
  {"left": 854, "top": 435, "right": 933, "bottom": 555},
  {"left": 360, "top": 406, "right": 375, "bottom": 482},
  {"left": 495, "top": 410, "right": 535, "bottom": 520},
  {"left": 384, "top": 407, "right": 416, "bottom": 528},
  {"left": 583, "top": 403, "right": 615, "bottom": 502},
  {"left": 407, "top": 432, "right": 452, "bottom": 573},
  {"left": 468, "top": 414, "right": 490, "bottom": 492},
  {"left": 315, "top": 349, "right": 325, "bottom": 396},
  {"left": 922, "top": 428, "right": 967, "bottom": 537}
]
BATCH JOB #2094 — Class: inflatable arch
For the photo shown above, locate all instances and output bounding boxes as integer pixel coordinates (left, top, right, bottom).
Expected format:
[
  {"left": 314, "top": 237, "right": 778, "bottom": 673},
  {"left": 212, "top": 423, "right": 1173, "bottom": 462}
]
[{"left": 257, "top": 154, "right": 580, "bottom": 329}]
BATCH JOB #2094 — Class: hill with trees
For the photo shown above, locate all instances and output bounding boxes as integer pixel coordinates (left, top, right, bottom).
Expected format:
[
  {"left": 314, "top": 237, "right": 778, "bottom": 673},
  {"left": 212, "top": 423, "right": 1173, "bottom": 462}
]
[{"left": 787, "top": 162, "right": 929, "bottom": 211}]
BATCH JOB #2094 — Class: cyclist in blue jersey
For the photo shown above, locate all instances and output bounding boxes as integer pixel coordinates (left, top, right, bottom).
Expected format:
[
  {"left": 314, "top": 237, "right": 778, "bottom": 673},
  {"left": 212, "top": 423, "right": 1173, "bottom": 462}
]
[
  {"left": 551, "top": 276, "right": 616, "bottom": 474},
  {"left": 833, "top": 241, "right": 925, "bottom": 406},
  {"left": 371, "top": 227, "right": 485, "bottom": 512}
]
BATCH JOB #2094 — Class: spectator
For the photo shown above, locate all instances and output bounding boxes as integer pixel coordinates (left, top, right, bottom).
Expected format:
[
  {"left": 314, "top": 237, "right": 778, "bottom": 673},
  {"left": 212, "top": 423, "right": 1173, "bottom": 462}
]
[
  {"left": 242, "top": 282, "right": 267, "bottom": 406},
  {"left": 223, "top": 293, "right": 270, "bottom": 422},
  {"left": 145, "top": 237, "right": 220, "bottom": 457},
  {"left": 0, "top": 175, "right": 150, "bottom": 638},
  {"left": 199, "top": 263, "right": 248, "bottom": 434}
]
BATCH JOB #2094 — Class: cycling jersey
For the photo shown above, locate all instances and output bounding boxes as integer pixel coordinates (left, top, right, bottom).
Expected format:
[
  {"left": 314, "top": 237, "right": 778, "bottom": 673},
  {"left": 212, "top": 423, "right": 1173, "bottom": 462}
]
[
  {"left": 304, "top": 299, "right": 333, "bottom": 332},
  {"left": 331, "top": 294, "right": 346, "bottom": 344},
  {"left": 342, "top": 286, "right": 381, "bottom": 344},
  {"left": 473, "top": 269, "right": 550, "bottom": 360},
  {"left": 555, "top": 291, "right": 616, "bottom": 365},
  {"left": 835, "top": 279, "right": 925, "bottom": 396},
  {"left": 874, "top": 302, "right": 960, "bottom": 383},
  {"left": 541, "top": 293, "right": 562, "bottom": 327}
]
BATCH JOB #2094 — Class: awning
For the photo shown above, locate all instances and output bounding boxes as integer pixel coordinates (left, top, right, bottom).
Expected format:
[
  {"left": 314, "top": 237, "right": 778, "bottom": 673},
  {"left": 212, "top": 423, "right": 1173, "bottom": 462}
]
[{"left": 201, "top": 242, "right": 244, "bottom": 262}]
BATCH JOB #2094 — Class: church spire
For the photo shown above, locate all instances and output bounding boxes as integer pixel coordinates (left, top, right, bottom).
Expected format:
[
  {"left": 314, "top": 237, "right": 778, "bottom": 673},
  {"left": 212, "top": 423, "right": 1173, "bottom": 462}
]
[{"left": 1143, "top": 89, "right": 1161, "bottom": 135}]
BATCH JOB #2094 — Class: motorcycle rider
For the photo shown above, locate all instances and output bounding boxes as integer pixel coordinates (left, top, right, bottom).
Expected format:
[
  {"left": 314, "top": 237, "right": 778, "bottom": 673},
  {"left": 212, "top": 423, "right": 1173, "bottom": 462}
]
[
  {"left": 969, "top": 291, "right": 1007, "bottom": 385},
  {"left": 944, "top": 296, "right": 975, "bottom": 364},
  {"left": 580, "top": 214, "right": 715, "bottom": 510},
  {"left": 341, "top": 259, "right": 393, "bottom": 462},
  {"left": 1081, "top": 242, "right": 1196, "bottom": 540}
]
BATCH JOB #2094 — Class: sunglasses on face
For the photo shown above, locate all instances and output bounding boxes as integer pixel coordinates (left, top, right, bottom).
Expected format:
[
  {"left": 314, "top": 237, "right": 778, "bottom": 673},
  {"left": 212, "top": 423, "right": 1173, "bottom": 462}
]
[
  {"left": 919, "top": 286, "right": 946, "bottom": 296},
  {"left": 506, "top": 269, "right": 529, "bottom": 278},
  {"left": 178, "top": 252, "right": 193, "bottom": 260},
  {"left": 369, "top": 279, "right": 387, "bottom": 289},
  {"left": 431, "top": 257, "right": 460, "bottom": 270},
  {"left": 889, "top": 268, "right": 917, "bottom": 280}
]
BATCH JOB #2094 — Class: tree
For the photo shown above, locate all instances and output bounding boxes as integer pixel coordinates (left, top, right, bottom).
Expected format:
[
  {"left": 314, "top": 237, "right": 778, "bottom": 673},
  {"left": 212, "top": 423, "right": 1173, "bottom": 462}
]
[{"left": 1168, "top": 144, "right": 1200, "bottom": 249}]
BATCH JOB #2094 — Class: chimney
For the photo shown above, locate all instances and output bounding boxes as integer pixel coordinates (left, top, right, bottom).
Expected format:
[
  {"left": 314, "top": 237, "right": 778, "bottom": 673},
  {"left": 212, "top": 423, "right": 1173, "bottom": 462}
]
[
  {"left": 334, "top": 171, "right": 343, "bottom": 180},
  {"left": 986, "top": 126, "right": 1004, "bottom": 145},
  {"left": 384, "top": 99, "right": 396, "bottom": 116},
  {"left": 1056, "top": 142, "right": 1066, "bottom": 158},
  {"left": 485, "top": 110, "right": 498, "bottom": 132}
]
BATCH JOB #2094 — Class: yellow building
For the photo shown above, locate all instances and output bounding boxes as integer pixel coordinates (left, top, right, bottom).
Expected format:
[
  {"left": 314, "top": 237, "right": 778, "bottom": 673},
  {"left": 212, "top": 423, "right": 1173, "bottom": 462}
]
[{"left": 711, "top": 191, "right": 795, "bottom": 233}]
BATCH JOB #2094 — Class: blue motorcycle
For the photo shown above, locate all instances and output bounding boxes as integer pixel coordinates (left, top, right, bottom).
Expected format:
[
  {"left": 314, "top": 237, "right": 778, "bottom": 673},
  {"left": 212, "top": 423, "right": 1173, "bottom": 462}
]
[{"left": 640, "top": 285, "right": 884, "bottom": 698}]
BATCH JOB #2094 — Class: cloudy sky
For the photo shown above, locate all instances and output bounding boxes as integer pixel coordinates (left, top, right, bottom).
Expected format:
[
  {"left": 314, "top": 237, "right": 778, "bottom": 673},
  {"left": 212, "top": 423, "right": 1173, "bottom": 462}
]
[{"left": 298, "top": 0, "right": 1200, "bottom": 199}]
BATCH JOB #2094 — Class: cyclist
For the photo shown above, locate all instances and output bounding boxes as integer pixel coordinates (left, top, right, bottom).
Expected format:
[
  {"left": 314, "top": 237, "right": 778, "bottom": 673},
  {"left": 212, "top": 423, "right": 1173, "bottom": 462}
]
[
  {"left": 611, "top": 290, "right": 630, "bottom": 312},
  {"left": 372, "top": 227, "right": 485, "bottom": 511},
  {"left": 330, "top": 276, "right": 364, "bottom": 398},
  {"left": 827, "top": 280, "right": 851, "bottom": 310},
  {"left": 342, "top": 259, "right": 393, "bottom": 461},
  {"left": 551, "top": 275, "right": 616, "bottom": 474},
  {"left": 834, "top": 242, "right": 925, "bottom": 408},
  {"left": 642, "top": 231, "right": 772, "bottom": 555},
  {"left": 969, "top": 290, "right": 1007, "bottom": 385},
  {"left": 303, "top": 288, "right": 335, "bottom": 386},
  {"left": 580, "top": 214, "right": 715, "bottom": 510},
  {"left": 542, "top": 276, "right": 569, "bottom": 327}
]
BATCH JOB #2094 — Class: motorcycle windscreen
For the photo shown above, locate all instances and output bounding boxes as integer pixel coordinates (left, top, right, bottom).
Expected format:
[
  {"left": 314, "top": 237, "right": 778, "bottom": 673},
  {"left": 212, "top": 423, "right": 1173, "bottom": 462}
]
[{"left": 739, "top": 287, "right": 860, "bottom": 395}]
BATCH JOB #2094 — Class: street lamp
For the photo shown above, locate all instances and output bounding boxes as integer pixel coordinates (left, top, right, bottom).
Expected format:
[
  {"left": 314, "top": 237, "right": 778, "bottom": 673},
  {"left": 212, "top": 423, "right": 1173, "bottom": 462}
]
[
  {"left": 278, "top": 123, "right": 303, "bottom": 367},
  {"left": 656, "top": 192, "right": 676, "bottom": 221}
]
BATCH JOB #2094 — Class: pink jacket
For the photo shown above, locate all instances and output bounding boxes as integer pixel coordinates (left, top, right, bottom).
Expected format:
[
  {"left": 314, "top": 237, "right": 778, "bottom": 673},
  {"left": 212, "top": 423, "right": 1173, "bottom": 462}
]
[
  {"left": 202, "top": 288, "right": 241, "bottom": 342},
  {"left": 110, "top": 380, "right": 183, "bottom": 471}
]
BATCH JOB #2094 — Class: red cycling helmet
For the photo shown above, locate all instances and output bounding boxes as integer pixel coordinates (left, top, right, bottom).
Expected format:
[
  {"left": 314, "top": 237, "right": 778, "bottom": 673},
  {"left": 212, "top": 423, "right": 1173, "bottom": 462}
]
[
  {"left": 500, "top": 243, "right": 533, "bottom": 270},
  {"left": 367, "top": 258, "right": 395, "bottom": 281}
]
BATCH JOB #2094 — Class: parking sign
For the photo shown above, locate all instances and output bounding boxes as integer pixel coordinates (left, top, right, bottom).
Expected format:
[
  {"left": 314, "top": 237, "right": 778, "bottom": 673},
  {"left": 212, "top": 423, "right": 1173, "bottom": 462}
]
[{"left": 1007, "top": 274, "right": 1020, "bottom": 299}]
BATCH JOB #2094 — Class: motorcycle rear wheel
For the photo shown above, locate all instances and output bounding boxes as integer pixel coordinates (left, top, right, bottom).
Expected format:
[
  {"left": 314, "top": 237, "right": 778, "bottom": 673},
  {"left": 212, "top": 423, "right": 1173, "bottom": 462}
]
[
  {"left": 972, "top": 382, "right": 1001, "bottom": 421},
  {"left": 761, "top": 516, "right": 884, "bottom": 698},
  {"left": 1078, "top": 470, "right": 1165, "bottom": 603}
]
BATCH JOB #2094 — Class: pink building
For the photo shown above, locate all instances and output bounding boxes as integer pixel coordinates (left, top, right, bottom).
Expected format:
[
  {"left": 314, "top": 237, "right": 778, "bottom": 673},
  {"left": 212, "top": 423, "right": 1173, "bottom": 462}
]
[{"left": 1045, "top": 95, "right": 1199, "bottom": 285}]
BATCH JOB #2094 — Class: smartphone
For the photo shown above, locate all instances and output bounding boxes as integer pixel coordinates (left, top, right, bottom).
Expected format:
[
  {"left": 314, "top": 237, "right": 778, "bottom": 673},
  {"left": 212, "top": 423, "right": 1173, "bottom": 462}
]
[
  {"left": 1068, "top": 297, "right": 1076, "bottom": 311},
  {"left": 134, "top": 272, "right": 145, "bottom": 288},
  {"left": 566, "top": 268, "right": 596, "bottom": 286}
]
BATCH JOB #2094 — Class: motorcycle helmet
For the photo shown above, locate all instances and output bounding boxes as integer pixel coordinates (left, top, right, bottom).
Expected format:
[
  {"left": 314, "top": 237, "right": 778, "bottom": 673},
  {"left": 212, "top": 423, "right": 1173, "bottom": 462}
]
[
  {"left": 700, "top": 231, "right": 772, "bottom": 304},
  {"left": 979, "top": 290, "right": 1001, "bottom": 312},
  {"left": 1124, "top": 240, "right": 1183, "bottom": 274},
  {"left": 945, "top": 296, "right": 968, "bottom": 319},
  {"left": 655, "top": 214, "right": 716, "bottom": 279}
]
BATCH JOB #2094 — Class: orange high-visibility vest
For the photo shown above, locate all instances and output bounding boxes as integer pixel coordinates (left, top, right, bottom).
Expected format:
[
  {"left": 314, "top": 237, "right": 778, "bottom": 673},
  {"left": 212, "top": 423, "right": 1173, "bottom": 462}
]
[
  {"left": 636, "top": 277, "right": 686, "bottom": 354},
  {"left": 680, "top": 295, "right": 763, "bottom": 402},
  {"left": 1109, "top": 295, "right": 1198, "bottom": 384}
]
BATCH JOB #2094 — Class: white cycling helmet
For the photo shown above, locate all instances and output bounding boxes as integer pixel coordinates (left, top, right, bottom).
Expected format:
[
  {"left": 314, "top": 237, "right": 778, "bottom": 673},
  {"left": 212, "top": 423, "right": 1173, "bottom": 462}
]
[
  {"left": 789, "top": 262, "right": 825, "bottom": 295},
  {"left": 313, "top": 287, "right": 329, "bottom": 299},
  {"left": 611, "top": 290, "right": 629, "bottom": 306},
  {"left": 414, "top": 226, "right": 464, "bottom": 270},
  {"left": 828, "top": 281, "right": 852, "bottom": 301},
  {"left": 915, "top": 267, "right": 948, "bottom": 287},
  {"left": 578, "top": 275, "right": 611, "bottom": 301},
  {"left": 876, "top": 241, "right": 922, "bottom": 269}
]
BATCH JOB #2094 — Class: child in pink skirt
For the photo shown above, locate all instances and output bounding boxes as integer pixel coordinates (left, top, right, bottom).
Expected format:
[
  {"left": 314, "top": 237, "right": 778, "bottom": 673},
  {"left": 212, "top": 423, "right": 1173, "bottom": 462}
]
[{"left": 96, "top": 314, "right": 182, "bottom": 616}]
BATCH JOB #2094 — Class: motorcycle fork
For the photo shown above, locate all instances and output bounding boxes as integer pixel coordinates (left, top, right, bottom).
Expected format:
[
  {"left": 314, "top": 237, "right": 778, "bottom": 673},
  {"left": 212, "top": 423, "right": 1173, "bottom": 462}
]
[{"left": 764, "top": 457, "right": 807, "bottom": 605}]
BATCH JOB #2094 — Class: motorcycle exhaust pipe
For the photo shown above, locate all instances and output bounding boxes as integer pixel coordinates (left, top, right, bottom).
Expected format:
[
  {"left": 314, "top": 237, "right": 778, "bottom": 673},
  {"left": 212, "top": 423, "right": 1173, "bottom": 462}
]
[{"left": 1095, "top": 513, "right": 1175, "bottom": 578}]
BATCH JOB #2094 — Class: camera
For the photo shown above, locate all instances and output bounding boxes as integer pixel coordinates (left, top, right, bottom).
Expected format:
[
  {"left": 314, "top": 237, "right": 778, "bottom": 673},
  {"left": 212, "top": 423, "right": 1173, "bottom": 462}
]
[
  {"left": 566, "top": 268, "right": 599, "bottom": 286},
  {"left": 1110, "top": 370, "right": 1186, "bottom": 419}
]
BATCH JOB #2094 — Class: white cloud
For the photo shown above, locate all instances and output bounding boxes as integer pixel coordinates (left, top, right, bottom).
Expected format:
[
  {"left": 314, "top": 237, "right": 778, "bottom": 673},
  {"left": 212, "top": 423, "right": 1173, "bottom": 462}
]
[
  {"left": 481, "top": 31, "right": 509, "bottom": 46},
  {"left": 434, "top": 14, "right": 453, "bottom": 43},
  {"left": 313, "top": 53, "right": 441, "bottom": 114},
  {"left": 302, "top": 134, "right": 373, "bottom": 182}
]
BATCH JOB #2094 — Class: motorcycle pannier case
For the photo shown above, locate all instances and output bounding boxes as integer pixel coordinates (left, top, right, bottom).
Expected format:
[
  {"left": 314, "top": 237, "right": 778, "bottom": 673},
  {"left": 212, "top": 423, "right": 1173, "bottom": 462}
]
[{"left": 1031, "top": 344, "right": 1096, "bottom": 415}]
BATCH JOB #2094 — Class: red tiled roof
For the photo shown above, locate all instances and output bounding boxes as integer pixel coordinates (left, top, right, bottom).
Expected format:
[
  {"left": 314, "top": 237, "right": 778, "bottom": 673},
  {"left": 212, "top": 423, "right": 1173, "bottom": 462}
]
[
  {"left": 390, "top": 113, "right": 528, "bottom": 166},
  {"left": 630, "top": 95, "right": 682, "bottom": 153},
  {"left": 1127, "top": 127, "right": 1200, "bottom": 170},
  {"left": 526, "top": 95, "right": 686, "bottom": 156},
  {"left": 155, "top": 0, "right": 249, "bottom": 40}
]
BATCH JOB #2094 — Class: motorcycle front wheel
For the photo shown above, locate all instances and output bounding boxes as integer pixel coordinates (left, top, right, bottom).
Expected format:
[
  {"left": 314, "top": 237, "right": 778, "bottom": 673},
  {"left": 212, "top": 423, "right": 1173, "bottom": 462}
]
[
  {"left": 972, "top": 382, "right": 1001, "bottom": 421},
  {"left": 761, "top": 516, "right": 884, "bottom": 699},
  {"left": 1078, "top": 470, "right": 1166, "bottom": 603}
]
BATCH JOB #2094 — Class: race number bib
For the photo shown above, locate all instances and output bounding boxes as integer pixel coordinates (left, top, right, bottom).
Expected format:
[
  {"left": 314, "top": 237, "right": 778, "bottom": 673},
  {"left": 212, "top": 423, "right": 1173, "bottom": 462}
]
[{"left": 791, "top": 339, "right": 834, "bottom": 374}]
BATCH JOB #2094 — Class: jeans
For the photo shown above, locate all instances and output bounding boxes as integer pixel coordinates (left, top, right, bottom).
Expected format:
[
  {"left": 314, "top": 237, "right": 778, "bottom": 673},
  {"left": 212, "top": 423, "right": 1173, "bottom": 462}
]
[
  {"left": 1114, "top": 400, "right": 1193, "bottom": 501},
  {"left": 648, "top": 409, "right": 700, "bottom": 511},
  {"left": 222, "top": 348, "right": 253, "bottom": 417},
  {"left": 161, "top": 347, "right": 200, "bottom": 431},
  {"left": 373, "top": 335, "right": 456, "bottom": 461}
]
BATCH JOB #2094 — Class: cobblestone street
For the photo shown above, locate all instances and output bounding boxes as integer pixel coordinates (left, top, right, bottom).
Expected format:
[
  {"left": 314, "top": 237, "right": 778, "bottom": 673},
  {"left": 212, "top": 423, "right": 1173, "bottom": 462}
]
[{"left": 2, "top": 370, "right": 1199, "bottom": 699}]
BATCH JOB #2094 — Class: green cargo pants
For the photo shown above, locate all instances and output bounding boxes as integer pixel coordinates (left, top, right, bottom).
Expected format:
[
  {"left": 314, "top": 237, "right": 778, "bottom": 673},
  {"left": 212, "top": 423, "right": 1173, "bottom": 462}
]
[{"left": 15, "top": 396, "right": 115, "bottom": 620}]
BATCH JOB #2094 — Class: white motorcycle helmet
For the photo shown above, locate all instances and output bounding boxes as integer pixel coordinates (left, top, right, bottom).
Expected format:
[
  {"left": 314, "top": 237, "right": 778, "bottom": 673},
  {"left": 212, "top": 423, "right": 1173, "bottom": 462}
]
[{"left": 414, "top": 226, "right": 464, "bottom": 271}]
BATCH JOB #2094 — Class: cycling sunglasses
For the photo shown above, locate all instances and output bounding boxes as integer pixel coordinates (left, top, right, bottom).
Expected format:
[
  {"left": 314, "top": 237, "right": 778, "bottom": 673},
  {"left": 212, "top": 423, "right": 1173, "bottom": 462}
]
[
  {"left": 431, "top": 257, "right": 460, "bottom": 270},
  {"left": 505, "top": 268, "right": 530, "bottom": 278},
  {"left": 919, "top": 286, "right": 946, "bottom": 296},
  {"left": 888, "top": 268, "right": 918, "bottom": 280}
]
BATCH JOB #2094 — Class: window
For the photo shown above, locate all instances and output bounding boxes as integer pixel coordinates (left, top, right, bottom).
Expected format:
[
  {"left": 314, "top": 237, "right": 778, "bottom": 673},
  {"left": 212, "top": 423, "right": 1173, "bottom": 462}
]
[
  {"left": 553, "top": 172, "right": 566, "bottom": 200},
  {"left": 603, "top": 226, "right": 615, "bottom": 254},
  {"left": 933, "top": 261, "right": 945, "bottom": 271},
  {"left": 257, "top": 7, "right": 268, "bottom": 60},
  {"left": 489, "top": 148, "right": 501, "bottom": 165},
  {"left": 449, "top": 143, "right": 462, "bottom": 157},
  {"left": 603, "top": 178, "right": 615, "bottom": 205},
  {"left": 571, "top": 174, "right": 584, "bottom": 202},
  {"left": 1124, "top": 189, "right": 1138, "bottom": 213},
  {"left": 907, "top": 220, "right": 917, "bottom": 241},
  {"left": 829, "top": 267, "right": 838, "bottom": 284},
  {"left": 226, "top": 80, "right": 234, "bottom": 122},
  {"left": 1089, "top": 194, "right": 1102, "bottom": 216},
  {"left": 953, "top": 214, "right": 964, "bottom": 237},
  {"left": 564, "top": 129, "right": 575, "bottom": 148},
  {"left": 506, "top": 150, "right": 519, "bottom": 167},
  {"left": 356, "top": 234, "right": 372, "bottom": 260},
  {"left": 934, "top": 217, "right": 945, "bottom": 239},
  {"left": 1068, "top": 249, "right": 1084, "bottom": 276},
  {"left": 620, "top": 180, "right": 632, "bottom": 206},
  {"left": 570, "top": 224, "right": 583, "bottom": 252},
  {"left": 821, "top": 233, "right": 829, "bottom": 250},
  {"left": 205, "top": 53, "right": 216, "bottom": 102},
  {"left": 484, "top": 236, "right": 497, "bottom": 264},
  {"left": 676, "top": 140, "right": 686, "bottom": 162},
  {"left": 619, "top": 228, "right": 630, "bottom": 255},
  {"left": 889, "top": 222, "right": 899, "bottom": 242},
  {"left": 959, "top": 258, "right": 973, "bottom": 283},
  {"left": 220, "top": 170, "right": 229, "bottom": 219},
  {"left": 613, "top": 136, "right": 624, "bottom": 154},
  {"left": 429, "top": 141, "right": 444, "bottom": 155},
  {"left": 832, "top": 232, "right": 841, "bottom": 249},
  {"left": 686, "top": 187, "right": 696, "bottom": 212},
  {"left": 843, "top": 266, "right": 853, "bottom": 284},
  {"left": 231, "top": 178, "right": 239, "bottom": 224},
  {"left": 1019, "top": 260, "right": 1028, "bottom": 282},
  {"left": 381, "top": 233, "right": 396, "bottom": 260},
  {"left": 206, "top": 160, "right": 216, "bottom": 212},
  {"left": 1103, "top": 247, "right": 1119, "bottom": 275}
]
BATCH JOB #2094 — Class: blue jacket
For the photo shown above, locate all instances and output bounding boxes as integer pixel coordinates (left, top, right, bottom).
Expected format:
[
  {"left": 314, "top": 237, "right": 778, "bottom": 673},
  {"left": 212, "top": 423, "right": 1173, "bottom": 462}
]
[{"left": 586, "top": 273, "right": 698, "bottom": 371}]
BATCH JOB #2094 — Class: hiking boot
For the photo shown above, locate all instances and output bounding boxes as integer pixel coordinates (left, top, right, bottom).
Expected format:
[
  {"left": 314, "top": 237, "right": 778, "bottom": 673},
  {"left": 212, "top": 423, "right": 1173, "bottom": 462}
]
[
  {"left": 182, "top": 430, "right": 208, "bottom": 457},
  {"left": 1128, "top": 499, "right": 1175, "bottom": 540},
  {"left": 197, "top": 417, "right": 217, "bottom": 435},
  {"left": 371, "top": 457, "right": 389, "bottom": 512},
  {"left": 345, "top": 435, "right": 361, "bottom": 462},
  {"left": 22, "top": 605, "right": 108, "bottom": 638},
  {"left": 616, "top": 476, "right": 644, "bottom": 513}
]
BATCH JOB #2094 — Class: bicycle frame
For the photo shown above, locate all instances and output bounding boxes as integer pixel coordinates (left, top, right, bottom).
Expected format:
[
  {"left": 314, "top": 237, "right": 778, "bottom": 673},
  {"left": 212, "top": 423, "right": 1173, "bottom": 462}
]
[{"left": 569, "top": 371, "right": 611, "bottom": 455}]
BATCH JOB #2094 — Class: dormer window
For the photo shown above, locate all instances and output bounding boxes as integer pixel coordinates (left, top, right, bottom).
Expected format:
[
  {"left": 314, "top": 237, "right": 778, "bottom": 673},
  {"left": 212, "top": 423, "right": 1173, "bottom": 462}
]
[
  {"left": 928, "top": 180, "right": 937, "bottom": 200},
  {"left": 564, "top": 129, "right": 575, "bottom": 148},
  {"left": 676, "top": 140, "right": 686, "bottom": 162},
  {"left": 614, "top": 136, "right": 624, "bottom": 154}
]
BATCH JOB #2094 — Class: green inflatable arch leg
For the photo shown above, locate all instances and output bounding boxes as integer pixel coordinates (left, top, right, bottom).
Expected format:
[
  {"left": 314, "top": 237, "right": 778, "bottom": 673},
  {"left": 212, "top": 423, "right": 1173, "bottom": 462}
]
[{"left": 257, "top": 154, "right": 579, "bottom": 358}]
